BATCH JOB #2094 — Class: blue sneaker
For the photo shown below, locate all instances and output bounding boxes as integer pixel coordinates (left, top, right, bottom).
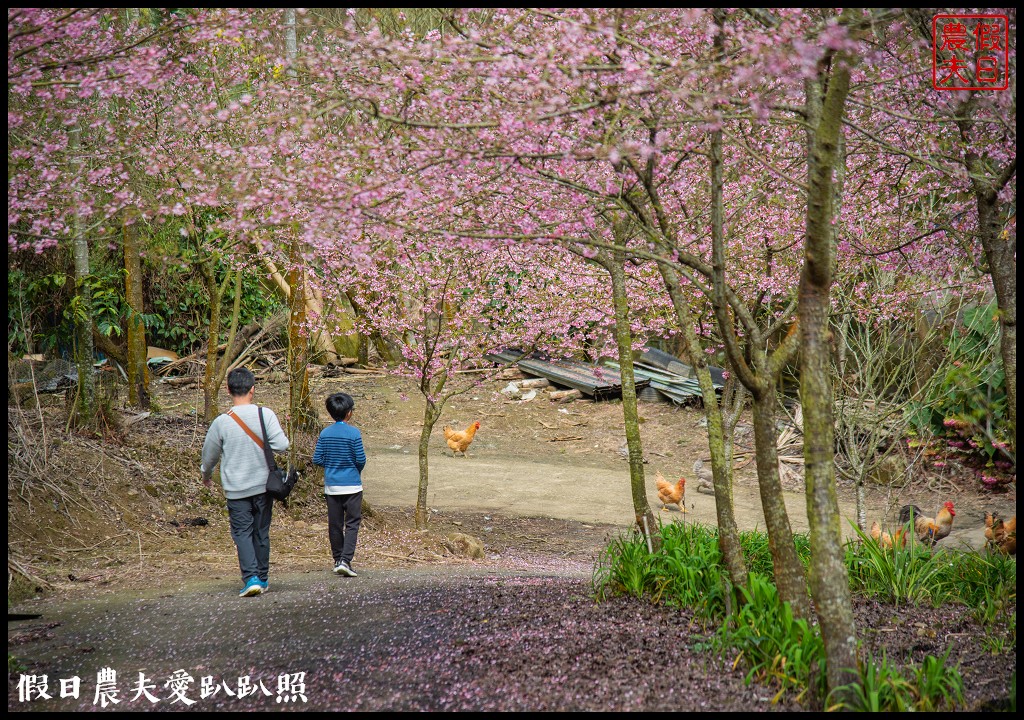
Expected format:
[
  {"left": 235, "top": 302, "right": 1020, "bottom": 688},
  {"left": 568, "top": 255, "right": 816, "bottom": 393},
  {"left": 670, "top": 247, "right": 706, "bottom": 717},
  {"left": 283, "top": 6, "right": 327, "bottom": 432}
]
[
  {"left": 259, "top": 579, "right": 269, "bottom": 593},
  {"left": 240, "top": 577, "right": 263, "bottom": 597}
]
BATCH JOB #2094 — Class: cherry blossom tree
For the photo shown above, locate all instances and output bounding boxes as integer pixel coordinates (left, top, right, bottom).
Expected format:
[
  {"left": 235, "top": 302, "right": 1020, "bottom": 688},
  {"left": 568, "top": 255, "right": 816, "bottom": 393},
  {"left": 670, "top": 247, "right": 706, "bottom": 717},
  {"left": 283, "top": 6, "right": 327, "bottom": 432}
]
[
  {"left": 8, "top": 8, "right": 1012, "bottom": 700},
  {"left": 318, "top": 240, "right": 607, "bottom": 529}
]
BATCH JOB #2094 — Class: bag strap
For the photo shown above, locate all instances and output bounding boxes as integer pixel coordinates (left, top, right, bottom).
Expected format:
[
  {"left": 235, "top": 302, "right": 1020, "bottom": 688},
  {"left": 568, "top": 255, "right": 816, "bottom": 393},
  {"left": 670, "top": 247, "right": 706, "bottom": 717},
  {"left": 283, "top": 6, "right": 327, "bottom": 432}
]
[
  {"left": 227, "top": 407, "right": 277, "bottom": 471},
  {"left": 256, "top": 406, "right": 279, "bottom": 472},
  {"left": 227, "top": 409, "right": 263, "bottom": 449}
]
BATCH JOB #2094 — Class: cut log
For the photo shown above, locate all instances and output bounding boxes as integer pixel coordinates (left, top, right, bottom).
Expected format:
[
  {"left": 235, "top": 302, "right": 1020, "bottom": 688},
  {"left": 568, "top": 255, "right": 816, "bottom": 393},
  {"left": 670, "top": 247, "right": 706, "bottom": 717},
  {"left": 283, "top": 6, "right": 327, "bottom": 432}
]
[
  {"left": 549, "top": 389, "right": 582, "bottom": 402},
  {"left": 164, "top": 376, "right": 199, "bottom": 387},
  {"left": 520, "top": 378, "right": 550, "bottom": 389}
]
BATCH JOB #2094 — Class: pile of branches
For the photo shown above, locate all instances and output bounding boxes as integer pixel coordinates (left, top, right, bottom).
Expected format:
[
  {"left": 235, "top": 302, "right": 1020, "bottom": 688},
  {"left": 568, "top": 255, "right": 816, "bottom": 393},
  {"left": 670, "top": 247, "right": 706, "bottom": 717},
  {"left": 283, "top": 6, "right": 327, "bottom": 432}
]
[{"left": 156, "top": 312, "right": 287, "bottom": 386}]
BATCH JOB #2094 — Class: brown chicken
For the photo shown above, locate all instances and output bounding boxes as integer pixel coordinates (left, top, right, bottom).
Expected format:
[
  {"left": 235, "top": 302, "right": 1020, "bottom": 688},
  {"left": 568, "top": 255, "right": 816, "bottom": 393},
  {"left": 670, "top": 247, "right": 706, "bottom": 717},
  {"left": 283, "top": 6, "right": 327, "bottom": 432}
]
[
  {"left": 985, "top": 513, "right": 1017, "bottom": 555},
  {"left": 869, "top": 521, "right": 907, "bottom": 549},
  {"left": 898, "top": 502, "right": 955, "bottom": 546},
  {"left": 443, "top": 421, "right": 480, "bottom": 457},
  {"left": 655, "top": 471, "right": 686, "bottom": 513}
]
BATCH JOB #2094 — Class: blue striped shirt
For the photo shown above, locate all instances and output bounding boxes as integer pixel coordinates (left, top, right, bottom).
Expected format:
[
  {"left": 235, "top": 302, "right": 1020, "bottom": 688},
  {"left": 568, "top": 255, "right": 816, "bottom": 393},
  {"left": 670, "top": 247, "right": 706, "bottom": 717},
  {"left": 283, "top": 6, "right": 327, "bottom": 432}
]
[{"left": 313, "top": 421, "right": 366, "bottom": 494}]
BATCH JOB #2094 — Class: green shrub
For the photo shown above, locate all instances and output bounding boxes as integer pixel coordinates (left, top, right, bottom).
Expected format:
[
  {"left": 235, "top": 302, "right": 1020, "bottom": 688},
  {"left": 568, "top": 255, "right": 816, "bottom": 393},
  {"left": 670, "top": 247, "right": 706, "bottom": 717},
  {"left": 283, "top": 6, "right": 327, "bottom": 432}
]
[
  {"left": 830, "top": 650, "right": 916, "bottom": 712},
  {"left": 845, "top": 525, "right": 945, "bottom": 605},
  {"left": 715, "top": 573, "right": 827, "bottom": 704},
  {"left": 593, "top": 531, "right": 658, "bottom": 602},
  {"left": 907, "top": 300, "right": 1012, "bottom": 471},
  {"left": 831, "top": 647, "right": 964, "bottom": 712}
]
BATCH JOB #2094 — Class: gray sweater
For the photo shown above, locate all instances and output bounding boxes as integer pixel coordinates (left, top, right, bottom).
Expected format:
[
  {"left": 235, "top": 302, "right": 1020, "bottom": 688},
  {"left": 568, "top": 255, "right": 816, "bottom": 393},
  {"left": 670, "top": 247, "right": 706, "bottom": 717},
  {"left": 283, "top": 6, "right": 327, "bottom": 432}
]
[{"left": 201, "top": 404, "right": 290, "bottom": 499}]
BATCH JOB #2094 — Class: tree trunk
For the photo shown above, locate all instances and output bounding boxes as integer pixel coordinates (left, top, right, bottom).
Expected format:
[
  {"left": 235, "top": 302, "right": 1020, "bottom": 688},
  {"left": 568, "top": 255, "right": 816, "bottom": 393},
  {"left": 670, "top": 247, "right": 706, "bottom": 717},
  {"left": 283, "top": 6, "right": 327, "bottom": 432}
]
[
  {"left": 123, "top": 215, "right": 149, "bottom": 409},
  {"left": 283, "top": 7, "right": 297, "bottom": 77},
  {"left": 213, "top": 270, "right": 243, "bottom": 396},
  {"left": 415, "top": 399, "right": 440, "bottom": 530},
  {"left": 200, "top": 260, "right": 229, "bottom": 422},
  {"left": 974, "top": 179, "right": 1016, "bottom": 453},
  {"left": 856, "top": 478, "right": 867, "bottom": 533},
  {"left": 751, "top": 388, "right": 811, "bottom": 617},
  {"left": 287, "top": 240, "right": 318, "bottom": 437},
  {"left": 658, "top": 260, "right": 747, "bottom": 591},
  {"left": 69, "top": 124, "right": 96, "bottom": 426},
  {"left": 608, "top": 243, "right": 659, "bottom": 547},
  {"left": 262, "top": 256, "right": 349, "bottom": 364},
  {"left": 801, "top": 47, "right": 858, "bottom": 696}
]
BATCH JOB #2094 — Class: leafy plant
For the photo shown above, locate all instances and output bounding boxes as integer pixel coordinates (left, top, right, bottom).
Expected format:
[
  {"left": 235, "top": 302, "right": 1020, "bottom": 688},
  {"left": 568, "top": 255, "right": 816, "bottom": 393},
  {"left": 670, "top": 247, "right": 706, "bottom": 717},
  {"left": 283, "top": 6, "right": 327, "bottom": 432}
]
[
  {"left": 831, "top": 647, "right": 964, "bottom": 712},
  {"left": 929, "top": 546, "right": 1016, "bottom": 622},
  {"left": 593, "top": 531, "right": 658, "bottom": 602},
  {"left": 715, "top": 573, "right": 827, "bottom": 704},
  {"left": 8, "top": 653, "right": 27, "bottom": 674},
  {"left": 912, "top": 646, "right": 965, "bottom": 710},
  {"left": 593, "top": 522, "right": 727, "bottom": 616},
  {"left": 845, "top": 524, "right": 945, "bottom": 605},
  {"left": 908, "top": 299, "right": 1012, "bottom": 474},
  {"left": 830, "top": 650, "right": 916, "bottom": 712},
  {"left": 596, "top": 524, "right": 1014, "bottom": 709},
  {"left": 739, "top": 528, "right": 811, "bottom": 578},
  {"left": 657, "top": 522, "right": 726, "bottom": 618}
]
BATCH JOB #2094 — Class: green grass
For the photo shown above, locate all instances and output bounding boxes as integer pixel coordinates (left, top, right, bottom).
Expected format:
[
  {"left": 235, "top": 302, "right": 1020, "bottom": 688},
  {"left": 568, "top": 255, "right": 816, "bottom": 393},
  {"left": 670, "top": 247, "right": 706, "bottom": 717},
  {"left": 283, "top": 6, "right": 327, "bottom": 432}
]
[
  {"left": 830, "top": 646, "right": 964, "bottom": 712},
  {"left": 594, "top": 519, "right": 1013, "bottom": 708},
  {"left": 714, "top": 572, "right": 827, "bottom": 704},
  {"left": 9, "top": 653, "right": 27, "bottom": 674},
  {"left": 845, "top": 525, "right": 946, "bottom": 605}
]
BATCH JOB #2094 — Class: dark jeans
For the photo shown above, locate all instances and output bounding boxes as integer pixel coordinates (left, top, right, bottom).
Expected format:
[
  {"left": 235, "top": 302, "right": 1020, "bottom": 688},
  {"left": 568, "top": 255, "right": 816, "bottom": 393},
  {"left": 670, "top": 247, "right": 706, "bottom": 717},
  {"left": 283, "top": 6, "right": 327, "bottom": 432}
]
[
  {"left": 327, "top": 491, "right": 362, "bottom": 564},
  {"left": 226, "top": 493, "right": 272, "bottom": 583}
]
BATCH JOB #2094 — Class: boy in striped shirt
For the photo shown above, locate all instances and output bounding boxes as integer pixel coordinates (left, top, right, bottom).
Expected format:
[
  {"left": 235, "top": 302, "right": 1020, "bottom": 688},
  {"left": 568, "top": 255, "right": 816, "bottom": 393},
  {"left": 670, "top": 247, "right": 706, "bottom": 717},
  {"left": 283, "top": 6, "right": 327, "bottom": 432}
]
[{"left": 313, "top": 392, "right": 366, "bottom": 577}]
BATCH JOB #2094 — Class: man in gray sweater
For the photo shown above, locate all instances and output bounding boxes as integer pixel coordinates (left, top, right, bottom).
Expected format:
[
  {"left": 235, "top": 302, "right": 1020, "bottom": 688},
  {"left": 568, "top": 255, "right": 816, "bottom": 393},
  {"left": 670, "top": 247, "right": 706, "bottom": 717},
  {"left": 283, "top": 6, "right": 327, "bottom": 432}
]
[{"left": 201, "top": 368, "right": 289, "bottom": 597}]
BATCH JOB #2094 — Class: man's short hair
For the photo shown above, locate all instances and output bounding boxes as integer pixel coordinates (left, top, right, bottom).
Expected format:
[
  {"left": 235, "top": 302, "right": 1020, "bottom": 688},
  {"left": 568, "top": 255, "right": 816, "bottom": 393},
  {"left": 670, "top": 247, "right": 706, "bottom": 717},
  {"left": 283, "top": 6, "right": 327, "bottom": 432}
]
[
  {"left": 326, "top": 392, "right": 354, "bottom": 422},
  {"left": 227, "top": 367, "right": 256, "bottom": 397}
]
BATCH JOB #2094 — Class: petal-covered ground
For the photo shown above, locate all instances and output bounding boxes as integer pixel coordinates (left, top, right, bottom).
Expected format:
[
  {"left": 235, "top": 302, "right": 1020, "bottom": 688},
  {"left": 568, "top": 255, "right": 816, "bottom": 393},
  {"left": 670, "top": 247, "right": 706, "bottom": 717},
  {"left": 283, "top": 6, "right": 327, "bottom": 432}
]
[
  {"left": 8, "top": 564, "right": 1014, "bottom": 712},
  {"left": 9, "top": 569, "right": 797, "bottom": 712}
]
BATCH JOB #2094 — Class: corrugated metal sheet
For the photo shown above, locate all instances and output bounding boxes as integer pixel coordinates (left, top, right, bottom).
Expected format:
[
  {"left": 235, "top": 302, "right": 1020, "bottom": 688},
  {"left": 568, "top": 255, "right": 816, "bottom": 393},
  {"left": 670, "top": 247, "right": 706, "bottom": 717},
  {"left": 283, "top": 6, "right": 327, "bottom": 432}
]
[
  {"left": 485, "top": 350, "right": 649, "bottom": 400},
  {"left": 638, "top": 386, "right": 666, "bottom": 403},
  {"left": 605, "top": 359, "right": 722, "bottom": 406},
  {"left": 639, "top": 346, "right": 726, "bottom": 386}
]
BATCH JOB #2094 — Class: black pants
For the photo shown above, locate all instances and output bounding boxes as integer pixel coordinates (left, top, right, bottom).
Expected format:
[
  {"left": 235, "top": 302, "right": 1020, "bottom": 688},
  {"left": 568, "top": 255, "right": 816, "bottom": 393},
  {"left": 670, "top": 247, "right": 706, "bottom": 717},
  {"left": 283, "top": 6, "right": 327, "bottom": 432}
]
[
  {"left": 326, "top": 491, "right": 362, "bottom": 564},
  {"left": 226, "top": 493, "right": 272, "bottom": 583}
]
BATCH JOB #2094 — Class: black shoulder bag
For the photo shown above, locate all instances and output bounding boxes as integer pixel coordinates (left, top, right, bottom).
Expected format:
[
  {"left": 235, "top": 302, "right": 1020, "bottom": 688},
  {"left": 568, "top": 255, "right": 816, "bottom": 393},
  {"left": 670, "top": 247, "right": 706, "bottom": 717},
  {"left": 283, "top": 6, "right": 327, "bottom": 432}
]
[
  {"left": 227, "top": 406, "right": 298, "bottom": 502},
  {"left": 257, "top": 407, "right": 299, "bottom": 501}
]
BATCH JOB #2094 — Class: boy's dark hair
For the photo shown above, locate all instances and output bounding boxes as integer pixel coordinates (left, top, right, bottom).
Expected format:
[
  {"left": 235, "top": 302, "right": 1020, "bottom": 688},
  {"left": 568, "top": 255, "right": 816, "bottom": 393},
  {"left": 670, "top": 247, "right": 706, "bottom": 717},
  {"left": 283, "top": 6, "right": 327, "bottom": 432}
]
[
  {"left": 326, "top": 392, "right": 355, "bottom": 422},
  {"left": 227, "top": 367, "right": 256, "bottom": 397}
]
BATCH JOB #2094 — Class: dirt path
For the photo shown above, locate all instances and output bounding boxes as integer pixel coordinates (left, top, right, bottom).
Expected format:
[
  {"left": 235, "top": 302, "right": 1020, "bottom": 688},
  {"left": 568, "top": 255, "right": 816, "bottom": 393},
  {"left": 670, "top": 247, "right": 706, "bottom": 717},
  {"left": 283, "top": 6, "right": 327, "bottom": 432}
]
[
  {"left": 364, "top": 450, "right": 993, "bottom": 548},
  {"left": 369, "top": 450, "right": 838, "bottom": 530}
]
